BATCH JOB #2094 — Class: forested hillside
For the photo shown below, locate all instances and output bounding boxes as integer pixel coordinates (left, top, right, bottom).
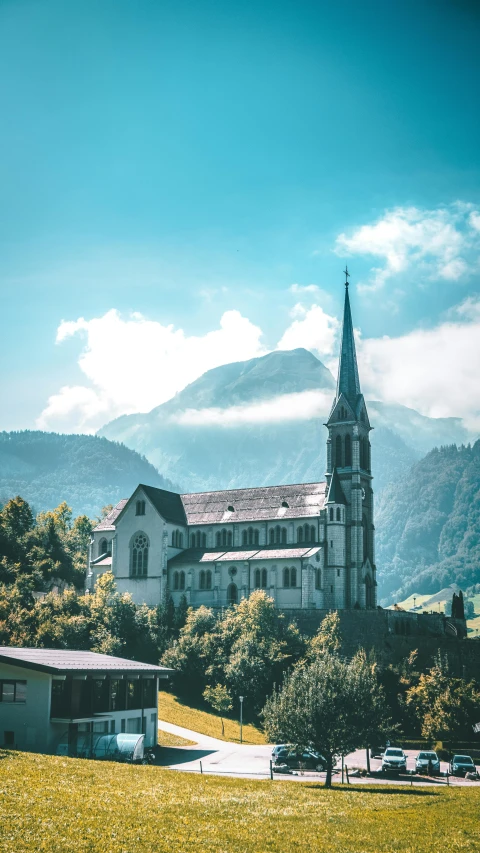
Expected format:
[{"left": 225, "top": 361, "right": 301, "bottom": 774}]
[
  {"left": 376, "top": 441, "right": 480, "bottom": 604},
  {"left": 0, "top": 431, "right": 179, "bottom": 518}
]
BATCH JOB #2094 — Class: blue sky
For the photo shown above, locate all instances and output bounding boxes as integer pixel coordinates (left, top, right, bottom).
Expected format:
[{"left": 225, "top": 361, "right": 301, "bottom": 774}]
[{"left": 1, "top": 0, "right": 480, "bottom": 433}]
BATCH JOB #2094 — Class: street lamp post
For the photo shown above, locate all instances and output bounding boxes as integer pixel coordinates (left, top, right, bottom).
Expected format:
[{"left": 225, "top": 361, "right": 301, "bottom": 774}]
[{"left": 239, "top": 696, "right": 244, "bottom": 744}]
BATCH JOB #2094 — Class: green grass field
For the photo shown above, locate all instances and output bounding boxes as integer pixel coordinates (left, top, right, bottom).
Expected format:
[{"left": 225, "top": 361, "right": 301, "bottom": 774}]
[
  {"left": 158, "top": 690, "right": 267, "bottom": 743},
  {"left": 1, "top": 750, "right": 479, "bottom": 853},
  {"left": 157, "top": 728, "right": 196, "bottom": 747}
]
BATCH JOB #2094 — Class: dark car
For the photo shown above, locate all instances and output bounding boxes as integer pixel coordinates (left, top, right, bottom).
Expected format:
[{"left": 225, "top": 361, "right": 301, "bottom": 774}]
[
  {"left": 449, "top": 755, "right": 476, "bottom": 777},
  {"left": 274, "top": 748, "right": 326, "bottom": 771},
  {"left": 415, "top": 751, "right": 440, "bottom": 775},
  {"left": 370, "top": 745, "right": 384, "bottom": 759}
]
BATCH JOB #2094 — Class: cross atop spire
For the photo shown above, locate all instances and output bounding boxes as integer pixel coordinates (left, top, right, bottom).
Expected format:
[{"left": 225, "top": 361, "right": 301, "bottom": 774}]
[
  {"left": 343, "top": 265, "right": 350, "bottom": 288},
  {"left": 336, "top": 270, "right": 361, "bottom": 406}
]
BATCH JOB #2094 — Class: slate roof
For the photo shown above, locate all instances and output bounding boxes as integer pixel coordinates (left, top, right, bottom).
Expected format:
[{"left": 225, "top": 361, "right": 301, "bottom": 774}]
[
  {"left": 94, "top": 499, "right": 128, "bottom": 531},
  {"left": 0, "top": 647, "right": 174, "bottom": 676},
  {"left": 169, "top": 545, "right": 322, "bottom": 566},
  {"left": 93, "top": 482, "right": 327, "bottom": 532},
  {"left": 181, "top": 482, "right": 326, "bottom": 525},
  {"left": 336, "top": 284, "right": 362, "bottom": 408}
]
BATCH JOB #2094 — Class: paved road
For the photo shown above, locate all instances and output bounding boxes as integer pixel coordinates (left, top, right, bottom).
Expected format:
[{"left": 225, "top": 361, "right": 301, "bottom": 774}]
[{"left": 157, "top": 720, "right": 479, "bottom": 786}]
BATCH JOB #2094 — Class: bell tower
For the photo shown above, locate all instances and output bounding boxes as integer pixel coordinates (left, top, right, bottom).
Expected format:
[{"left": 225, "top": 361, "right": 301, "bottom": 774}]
[{"left": 325, "top": 268, "right": 376, "bottom": 608}]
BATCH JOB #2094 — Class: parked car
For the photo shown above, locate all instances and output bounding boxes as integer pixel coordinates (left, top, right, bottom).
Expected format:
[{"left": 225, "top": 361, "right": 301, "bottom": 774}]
[
  {"left": 381, "top": 747, "right": 407, "bottom": 774},
  {"left": 274, "top": 747, "right": 326, "bottom": 771},
  {"left": 369, "top": 745, "right": 384, "bottom": 759},
  {"left": 449, "top": 755, "right": 476, "bottom": 777},
  {"left": 415, "top": 751, "right": 440, "bottom": 775},
  {"left": 272, "top": 744, "right": 290, "bottom": 759}
]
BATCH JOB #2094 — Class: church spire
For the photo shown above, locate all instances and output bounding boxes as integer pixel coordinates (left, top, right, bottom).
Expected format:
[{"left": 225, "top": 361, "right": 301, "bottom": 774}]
[{"left": 336, "top": 267, "right": 361, "bottom": 407}]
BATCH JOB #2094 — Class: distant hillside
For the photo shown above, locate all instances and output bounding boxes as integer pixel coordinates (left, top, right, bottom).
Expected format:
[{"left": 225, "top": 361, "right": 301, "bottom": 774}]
[
  {"left": 0, "top": 431, "right": 179, "bottom": 518},
  {"left": 376, "top": 441, "right": 480, "bottom": 604},
  {"left": 99, "top": 348, "right": 471, "bottom": 496}
]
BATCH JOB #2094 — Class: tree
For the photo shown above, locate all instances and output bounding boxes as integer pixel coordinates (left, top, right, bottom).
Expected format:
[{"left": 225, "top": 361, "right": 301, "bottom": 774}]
[
  {"left": 203, "top": 684, "right": 233, "bottom": 736},
  {"left": 308, "top": 610, "right": 341, "bottom": 659},
  {"left": 262, "top": 649, "right": 390, "bottom": 787},
  {"left": 406, "top": 653, "right": 480, "bottom": 743}
]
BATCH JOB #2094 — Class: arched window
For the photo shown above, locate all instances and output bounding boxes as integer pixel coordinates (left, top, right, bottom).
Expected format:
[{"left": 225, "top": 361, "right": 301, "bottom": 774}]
[
  {"left": 336, "top": 507, "right": 341, "bottom": 522},
  {"left": 283, "top": 567, "right": 290, "bottom": 588},
  {"left": 315, "top": 568, "right": 321, "bottom": 590},
  {"left": 336, "top": 434, "right": 343, "bottom": 468},
  {"left": 247, "top": 527, "right": 258, "bottom": 545},
  {"left": 262, "top": 568, "right": 268, "bottom": 588},
  {"left": 290, "top": 567, "right": 297, "bottom": 587},
  {"left": 345, "top": 434, "right": 352, "bottom": 467},
  {"left": 297, "top": 526, "right": 304, "bottom": 543},
  {"left": 172, "top": 531, "right": 176, "bottom": 547},
  {"left": 242, "top": 530, "right": 248, "bottom": 546},
  {"left": 254, "top": 568, "right": 261, "bottom": 589},
  {"left": 195, "top": 531, "right": 200, "bottom": 548},
  {"left": 329, "top": 507, "right": 334, "bottom": 522},
  {"left": 269, "top": 528, "right": 274, "bottom": 545},
  {"left": 202, "top": 533, "right": 206, "bottom": 548},
  {"left": 131, "top": 532, "right": 149, "bottom": 577},
  {"left": 179, "top": 533, "right": 183, "bottom": 548},
  {"left": 135, "top": 500, "right": 145, "bottom": 516},
  {"left": 173, "top": 571, "right": 179, "bottom": 590},
  {"left": 310, "top": 525, "right": 316, "bottom": 543},
  {"left": 179, "top": 571, "right": 185, "bottom": 591},
  {"left": 191, "top": 534, "right": 196, "bottom": 547},
  {"left": 205, "top": 570, "right": 212, "bottom": 590},
  {"left": 200, "top": 570, "right": 206, "bottom": 590},
  {"left": 227, "top": 583, "right": 237, "bottom": 605},
  {"left": 217, "top": 528, "right": 232, "bottom": 548},
  {"left": 99, "top": 538, "right": 108, "bottom": 556},
  {"left": 216, "top": 531, "right": 221, "bottom": 548}
]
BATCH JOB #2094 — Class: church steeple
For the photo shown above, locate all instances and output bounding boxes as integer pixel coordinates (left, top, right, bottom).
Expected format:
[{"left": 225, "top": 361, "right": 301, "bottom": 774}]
[{"left": 336, "top": 266, "right": 361, "bottom": 408}]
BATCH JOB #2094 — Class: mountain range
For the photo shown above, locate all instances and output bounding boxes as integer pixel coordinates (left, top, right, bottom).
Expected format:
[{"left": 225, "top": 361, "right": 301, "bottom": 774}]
[{"left": 99, "top": 348, "right": 471, "bottom": 496}]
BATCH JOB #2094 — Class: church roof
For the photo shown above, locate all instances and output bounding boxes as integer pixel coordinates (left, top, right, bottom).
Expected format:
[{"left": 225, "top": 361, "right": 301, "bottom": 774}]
[
  {"left": 168, "top": 545, "right": 322, "bottom": 566},
  {"left": 141, "top": 484, "right": 188, "bottom": 525},
  {"left": 180, "top": 482, "right": 326, "bottom": 525},
  {"left": 94, "top": 499, "right": 128, "bottom": 531},
  {"left": 336, "top": 283, "right": 362, "bottom": 408}
]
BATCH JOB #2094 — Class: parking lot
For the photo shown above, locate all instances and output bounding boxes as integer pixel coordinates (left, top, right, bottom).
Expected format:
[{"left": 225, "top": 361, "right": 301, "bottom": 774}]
[{"left": 157, "top": 721, "right": 479, "bottom": 786}]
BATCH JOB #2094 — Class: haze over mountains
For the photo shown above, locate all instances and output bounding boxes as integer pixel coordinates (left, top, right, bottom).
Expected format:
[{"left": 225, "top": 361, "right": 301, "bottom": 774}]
[{"left": 99, "top": 348, "right": 471, "bottom": 496}]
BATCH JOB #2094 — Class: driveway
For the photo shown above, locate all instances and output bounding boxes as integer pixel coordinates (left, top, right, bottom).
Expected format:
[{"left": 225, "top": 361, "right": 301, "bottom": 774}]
[{"left": 157, "top": 721, "right": 479, "bottom": 786}]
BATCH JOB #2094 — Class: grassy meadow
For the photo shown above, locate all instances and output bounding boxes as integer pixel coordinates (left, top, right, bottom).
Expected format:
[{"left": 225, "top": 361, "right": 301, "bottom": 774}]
[
  {"left": 158, "top": 689, "right": 267, "bottom": 743},
  {"left": 1, "top": 750, "right": 480, "bottom": 853}
]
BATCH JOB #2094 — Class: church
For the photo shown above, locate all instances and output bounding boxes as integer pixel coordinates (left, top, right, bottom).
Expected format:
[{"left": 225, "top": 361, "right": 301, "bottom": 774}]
[{"left": 87, "top": 276, "right": 376, "bottom": 612}]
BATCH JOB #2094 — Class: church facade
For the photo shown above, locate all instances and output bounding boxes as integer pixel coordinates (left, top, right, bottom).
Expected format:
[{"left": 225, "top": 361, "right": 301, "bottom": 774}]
[{"left": 87, "top": 280, "right": 376, "bottom": 612}]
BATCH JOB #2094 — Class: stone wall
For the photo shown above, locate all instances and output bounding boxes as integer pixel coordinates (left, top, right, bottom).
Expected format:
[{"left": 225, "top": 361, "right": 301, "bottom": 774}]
[{"left": 280, "top": 608, "right": 480, "bottom": 680}]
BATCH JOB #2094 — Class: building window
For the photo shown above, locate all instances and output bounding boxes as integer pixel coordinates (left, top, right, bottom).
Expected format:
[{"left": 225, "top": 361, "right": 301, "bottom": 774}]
[
  {"left": 297, "top": 526, "right": 304, "bottom": 543},
  {"left": 216, "top": 529, "right": 232, "bottom": 548},
  {"left": 205, "top": 570, "right": 212, "bottom": 590},
  {"left": 135, "top": 500, "right": 146, "bottom": 516},
  {"left": 329, "top": 507, "right": 334, "bottom": 522},
  {"left": 200, "top": 570, "right": 206, "bottom": 590},
  {"left": 245, "top": 527, "right": 259, "bottom": 546},
  {"left": 336, "top": 507, "right": 341, "bottom": 522},
  {"left": 335, "top": 434, "right": 343, "bottom": 467},
  {"left": 290, "top": 567, "right": 297, "bottom": 587},
  {"left": 345, "top": 434, "right": 352, "bottom": 467},
  {"left": 99, "top": 538, "right": 109, "bottom": 556},
  {"left": 131, "top": 532, "right": 149, "bottom": 577},
  {"left": 0, "top": 680, "right": 27, "bottom": 703},
  {"left": 337, "top": 569, "right": 340, "bottom": 577},
  {"left": 315, "top": 568, "right": 321, "bottom": 590},
  {"left": 262, "top": 568, "right": 267, "bottom": 588},
  {"left": 283, "top": 567, "right": 290, "bottom": 588},
  {"left": 272, "top": 525, "right": 287, "bottom": 544},
  {"left": 297, "top": 524, "right": 315, "bottom": 543},
  {"left": 254, "top": 568, "right": 261, "bottom": 589}
]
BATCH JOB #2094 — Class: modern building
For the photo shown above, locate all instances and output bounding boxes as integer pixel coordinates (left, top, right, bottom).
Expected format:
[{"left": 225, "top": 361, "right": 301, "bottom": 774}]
[
  {"left": 87, "top": 277, "right": 375, "bottom": 612},
  {"left": 0, "top": 646, "right": 173, "bottom": 755}
]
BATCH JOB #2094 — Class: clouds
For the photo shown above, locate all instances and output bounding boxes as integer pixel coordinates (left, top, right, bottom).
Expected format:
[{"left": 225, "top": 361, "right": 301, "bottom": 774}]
[
  {"left": 276, "top": 303, "right": 339, "bottom": 358},
  {"left": 171, "top": 390, "right": 334, "bottom": 427},
  {"left": 358, "top": 296, "right": 480, "bottom": 432},
  {"left": 38, "top": 309, "right": 266, "bottom": 433},
  {"left": 336, "top": 203, "right": 480, "bottom": 292}
]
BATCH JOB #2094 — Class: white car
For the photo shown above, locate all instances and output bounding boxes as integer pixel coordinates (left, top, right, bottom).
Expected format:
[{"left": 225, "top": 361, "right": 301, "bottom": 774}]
[{"left": 382, "top": 747, "right": 407, "bottom": 774}]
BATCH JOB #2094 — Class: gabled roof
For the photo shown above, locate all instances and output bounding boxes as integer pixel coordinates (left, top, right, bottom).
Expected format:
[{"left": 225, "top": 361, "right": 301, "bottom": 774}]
[
  {"left": 94, "top": 499, "right": 128, "bottom": 531},
  {"left": 0, "top": 647, "right": 174, "bottom": 676},
  {"left": 141, "top": 484, "right": 187, "bottom": 526},
  {"left": 326, "top": 468, "right": 347, "bottom": 505}
]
